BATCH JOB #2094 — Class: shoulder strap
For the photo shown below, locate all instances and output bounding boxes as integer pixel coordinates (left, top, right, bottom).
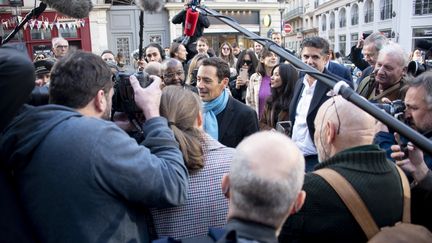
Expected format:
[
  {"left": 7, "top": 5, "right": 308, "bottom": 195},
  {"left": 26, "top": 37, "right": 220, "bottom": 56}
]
[
  {"left": 313, "top": 168, "right": 379, "bottom": 239},
  {"left": 395, "top": 165, "right": 411, "bottom": 223}
]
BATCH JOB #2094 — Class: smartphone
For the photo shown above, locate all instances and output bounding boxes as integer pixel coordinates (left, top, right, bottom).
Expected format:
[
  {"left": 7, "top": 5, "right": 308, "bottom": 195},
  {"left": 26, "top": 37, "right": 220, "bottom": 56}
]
[
  {"left": 239, "top": 67, "right": 249, "bottom": 81},
  {"left": 276, "top": 121, "right": 292, "bottom": 137},
  {"left": 395, "top": 133, "right": 409, "bottom": 160}
]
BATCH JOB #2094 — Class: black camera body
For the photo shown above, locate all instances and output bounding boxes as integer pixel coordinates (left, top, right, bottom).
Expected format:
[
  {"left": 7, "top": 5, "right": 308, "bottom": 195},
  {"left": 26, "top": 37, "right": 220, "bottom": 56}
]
[
  {"left": 112, "top": 71, "right": 152, "bottom": 114},
  {"left": 407, "top": 60, "right": 432, "bottom": 77},
  {"left": 375, "top": 99, "right": 406, "bottom": 121}
]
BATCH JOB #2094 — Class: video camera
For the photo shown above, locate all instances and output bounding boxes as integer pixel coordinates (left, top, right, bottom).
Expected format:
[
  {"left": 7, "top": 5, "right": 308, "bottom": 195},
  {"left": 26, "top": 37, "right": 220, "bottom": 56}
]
[
  {"left": 407, "top": 60, "right": 432, "bottom": 77},
  {"left": 374, "top": 99, "right": 406, "bottom": 122},
  {"left": 112, "top": 71, "right": 153, "bottom": 114}
]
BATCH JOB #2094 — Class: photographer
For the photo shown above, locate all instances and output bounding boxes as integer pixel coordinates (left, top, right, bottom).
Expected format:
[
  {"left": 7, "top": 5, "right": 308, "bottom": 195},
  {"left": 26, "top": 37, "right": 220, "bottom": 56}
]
[
  {"left": 0, "top": 51, "right": 188, "bottom": 242},
  {"left": 374, "top": 71, "right": 432, "bottom": 170}
]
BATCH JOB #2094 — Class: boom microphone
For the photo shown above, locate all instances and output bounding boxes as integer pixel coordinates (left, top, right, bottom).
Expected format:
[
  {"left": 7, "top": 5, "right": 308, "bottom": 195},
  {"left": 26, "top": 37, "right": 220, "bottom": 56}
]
[
  {"left": 40, "top": 0, "right": 93, "bottom": 19},
  {"left": 184, "top": 8, "right": 199, "bottom": 37},
  {"left": 181, "top": 8, "right": 199, "bottom": 45},
  {"left": 135, "top": 0, "right": 166, "bottom": 13}
]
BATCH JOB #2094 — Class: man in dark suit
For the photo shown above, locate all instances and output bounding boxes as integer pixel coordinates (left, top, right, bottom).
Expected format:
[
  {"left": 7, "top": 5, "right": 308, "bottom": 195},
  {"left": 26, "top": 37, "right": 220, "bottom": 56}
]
[
  {"left": 197, "top": 57, "right": 259, "bottom": 148},
  {"left": 289, "top": 36, "right": 351, "bottom": 172},
  {"left": 327, "top": 61, "right": 353, "bottom": 83}
]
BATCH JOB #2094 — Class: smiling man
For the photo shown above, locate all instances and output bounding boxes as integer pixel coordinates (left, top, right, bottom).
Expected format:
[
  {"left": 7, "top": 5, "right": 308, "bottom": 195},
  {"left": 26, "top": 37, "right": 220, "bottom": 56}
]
[
  {"left": 289, "top": 36, "right": 342, "bottom": 171},
  {"left": 197, "top": 57, "right": 259, "bottom": 148}
]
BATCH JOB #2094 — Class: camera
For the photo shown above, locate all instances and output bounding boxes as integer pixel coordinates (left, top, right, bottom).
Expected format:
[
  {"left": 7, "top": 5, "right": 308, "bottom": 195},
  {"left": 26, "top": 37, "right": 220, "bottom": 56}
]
[
  {"left": 407, "top": 60, "right": 432, "bottom": 77},
  {"left": 112, "top": 71, "right": 153, "bottom": 114},
  {"left": 374, "top": 99, "right": 405, "bottom": 121}
]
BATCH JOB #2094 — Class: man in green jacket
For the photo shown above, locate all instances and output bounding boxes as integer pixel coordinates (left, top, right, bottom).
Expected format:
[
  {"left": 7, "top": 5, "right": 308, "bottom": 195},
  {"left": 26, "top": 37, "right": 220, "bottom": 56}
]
[{"left": 279, "top": 95, "right": 405, "bottom": 243}]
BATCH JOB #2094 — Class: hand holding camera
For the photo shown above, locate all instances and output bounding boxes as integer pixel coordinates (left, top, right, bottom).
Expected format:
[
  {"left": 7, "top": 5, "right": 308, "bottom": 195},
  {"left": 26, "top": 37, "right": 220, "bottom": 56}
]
[
  {"left": 130, "top": 75, "right": 162, "bottom": 120},
  {"left": 391, "top": 133, "right": 429, "bottom": 183}
]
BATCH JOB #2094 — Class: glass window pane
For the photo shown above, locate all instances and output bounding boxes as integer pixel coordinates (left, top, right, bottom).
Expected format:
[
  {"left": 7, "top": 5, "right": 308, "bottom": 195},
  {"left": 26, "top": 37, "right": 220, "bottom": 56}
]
[
  {"left": 59, "top": 28, "right": 78, "bottom": 38},
  {"left": 31, "top": 29, "right": 52, "bottom": 40}
]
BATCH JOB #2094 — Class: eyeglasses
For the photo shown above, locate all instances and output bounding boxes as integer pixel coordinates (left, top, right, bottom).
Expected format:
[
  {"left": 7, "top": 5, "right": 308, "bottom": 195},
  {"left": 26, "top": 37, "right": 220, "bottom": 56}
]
[
  {"left": 243, "top": 60, "right": 252, "bottom": 65},
  {"left": 164, "top": 70, "right": 184, "bottom": 79},
  {"left": 56, "top": 45, "right": 68, "bottom": 49},
  {"left": 321, "top": 97, "right": 341, "bottom": 135}
]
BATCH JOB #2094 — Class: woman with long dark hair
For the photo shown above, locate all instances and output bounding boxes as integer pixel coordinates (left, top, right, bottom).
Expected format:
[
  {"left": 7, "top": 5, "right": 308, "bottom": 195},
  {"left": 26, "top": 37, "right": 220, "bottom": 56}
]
[
  {"left": 246, "top": 47, "right": 279, "bottom": 118},
  {"left": 230, "top": 49, "right": 259, "bottom": 103},
  {"left": 260, "top": 63, "right": 299, "bottom": 130}
]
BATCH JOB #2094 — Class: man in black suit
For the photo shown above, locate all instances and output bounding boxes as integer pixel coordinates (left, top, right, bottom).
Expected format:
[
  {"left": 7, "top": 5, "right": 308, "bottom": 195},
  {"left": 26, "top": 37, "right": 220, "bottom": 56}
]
[
  {"left": 289, "top": 36, "right": 349, "bottom": 172},
  {"left": 197, "top": 57, "right": 259, "bottom": 148},
  {"left": 326, "top": 60, "right": 353, "bottom": 83}
]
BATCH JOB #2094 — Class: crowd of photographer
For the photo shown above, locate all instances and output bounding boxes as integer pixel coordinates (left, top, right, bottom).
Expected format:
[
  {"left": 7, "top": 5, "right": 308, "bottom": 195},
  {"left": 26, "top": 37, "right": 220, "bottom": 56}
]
[{"left": 2, "top": 26, "right": 432, "bottom": 242}]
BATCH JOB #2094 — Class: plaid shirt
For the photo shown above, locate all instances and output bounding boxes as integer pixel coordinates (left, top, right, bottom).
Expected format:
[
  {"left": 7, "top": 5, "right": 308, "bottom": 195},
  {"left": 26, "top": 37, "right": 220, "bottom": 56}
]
[{"left": 150, "top": 132, "right": 234, "bottom": 239}]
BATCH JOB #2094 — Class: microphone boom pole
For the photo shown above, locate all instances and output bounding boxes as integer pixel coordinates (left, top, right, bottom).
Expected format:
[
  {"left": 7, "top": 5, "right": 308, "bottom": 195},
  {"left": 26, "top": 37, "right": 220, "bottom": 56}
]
[
  {"left": 2, "top": 2, "right": 47, "bottom": 46},
  {"left": 198, "top": 5, "right": 432, "bottom": 155}
]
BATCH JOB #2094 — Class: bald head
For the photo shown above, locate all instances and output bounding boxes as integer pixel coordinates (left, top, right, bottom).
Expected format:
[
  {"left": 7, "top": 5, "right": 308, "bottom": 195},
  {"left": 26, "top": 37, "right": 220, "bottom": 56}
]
[
  {"left": 314, "top": 96, "right": 376, "bottom": 161},
  {"left": 144, "top": 61, "right": 162, "bottom": 77},
  {"left": 228, "top": 131, "right": 305, "bottom": 228}
]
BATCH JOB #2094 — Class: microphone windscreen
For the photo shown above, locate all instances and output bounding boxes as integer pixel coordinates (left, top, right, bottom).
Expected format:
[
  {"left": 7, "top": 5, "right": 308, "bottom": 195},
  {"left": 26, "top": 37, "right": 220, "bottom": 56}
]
[
  {"left": 184, "top": 8, "right": 199, "bottom": 37},
  {"left": 135, "top": 0, "right": 165, "bottom": 13},
  {"left": 41, "top": 0, "right": 93, "bottom": 19}
]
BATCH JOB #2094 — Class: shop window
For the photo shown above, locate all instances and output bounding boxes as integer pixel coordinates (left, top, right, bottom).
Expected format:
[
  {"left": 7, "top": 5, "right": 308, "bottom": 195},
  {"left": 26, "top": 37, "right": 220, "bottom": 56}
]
[
  {"left": 59, "top": 28, "right": 78, "bottom": 38},
  {"left": 31, "top": 29, "right": 52, "bottom": 40}
]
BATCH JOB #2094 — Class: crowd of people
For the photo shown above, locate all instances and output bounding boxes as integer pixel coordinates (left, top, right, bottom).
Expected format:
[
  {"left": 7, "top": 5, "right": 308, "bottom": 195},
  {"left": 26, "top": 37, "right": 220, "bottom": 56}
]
[{"left": 1, "top": 26, "right": 432, "bottom": 243}]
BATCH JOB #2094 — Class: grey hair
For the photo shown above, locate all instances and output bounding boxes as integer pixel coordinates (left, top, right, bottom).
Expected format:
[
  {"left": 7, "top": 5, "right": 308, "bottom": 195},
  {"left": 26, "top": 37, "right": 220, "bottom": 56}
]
[
  {"left": 364, "top": 32, "right": 388, "bottom": 52},
  {"left": 229, "top": 150, "right": 304, "bottom": 227},
  {"left": 378, "top": 42, "right": 410, "bottom": 67},
  {"left": 51, "top": 37, "right": 68, "bottom": 48},
  {"left": 406, "top": 71, "right": 432, "bottom": 109}
]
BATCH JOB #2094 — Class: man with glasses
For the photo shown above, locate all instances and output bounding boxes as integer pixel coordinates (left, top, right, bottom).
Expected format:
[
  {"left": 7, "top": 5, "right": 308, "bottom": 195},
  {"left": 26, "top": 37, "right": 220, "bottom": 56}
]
[
  {"left": 279, "top": 95, "right": 405, "bottom": 243},
  {"left": 161, "top": 58, "right": 197, "bottom": 93},
  {"left": 51, "top": 37, "right": 69, "bottom": 60}
]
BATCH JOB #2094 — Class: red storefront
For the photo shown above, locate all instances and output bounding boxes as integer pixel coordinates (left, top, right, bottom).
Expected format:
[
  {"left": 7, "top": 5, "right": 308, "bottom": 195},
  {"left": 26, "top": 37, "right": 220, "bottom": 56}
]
[{"left": 1, "top": 11, "right": 92, "bottom": 59}]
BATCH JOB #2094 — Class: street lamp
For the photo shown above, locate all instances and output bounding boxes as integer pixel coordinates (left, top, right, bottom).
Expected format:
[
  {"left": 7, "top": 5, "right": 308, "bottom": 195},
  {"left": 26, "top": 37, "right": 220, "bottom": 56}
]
[{"left": 278, "top": 0, "right": 286, "bottom": 47}]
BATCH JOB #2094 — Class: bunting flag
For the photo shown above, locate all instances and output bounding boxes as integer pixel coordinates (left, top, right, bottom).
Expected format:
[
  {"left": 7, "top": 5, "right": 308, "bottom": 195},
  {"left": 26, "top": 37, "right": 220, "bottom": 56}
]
[{"left": 1, "top": 16, "right": 86, "bottom": 30}]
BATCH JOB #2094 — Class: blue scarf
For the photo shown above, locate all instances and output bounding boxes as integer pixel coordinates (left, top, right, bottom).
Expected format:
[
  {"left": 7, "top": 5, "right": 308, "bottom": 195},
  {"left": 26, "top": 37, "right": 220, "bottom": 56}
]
[{"left": 203, "top": 89, "right": 229, "bottom": 140}]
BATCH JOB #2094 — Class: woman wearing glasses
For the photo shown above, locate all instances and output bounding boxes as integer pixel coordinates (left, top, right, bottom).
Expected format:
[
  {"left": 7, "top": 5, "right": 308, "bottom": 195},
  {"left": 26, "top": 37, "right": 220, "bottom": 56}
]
[
  {"left": 260, "top": 63, "right": 298, "bottom": 131},
  {"left": 230, "top": 49, "right": 259, "bottom": 103},
  {"left": 218, "top": 42, "right": 237, "bottom": 69}
]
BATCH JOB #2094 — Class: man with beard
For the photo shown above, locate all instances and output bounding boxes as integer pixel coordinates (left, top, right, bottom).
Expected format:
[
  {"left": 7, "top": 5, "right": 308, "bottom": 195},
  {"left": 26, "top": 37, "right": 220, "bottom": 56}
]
[
  {"left": 375, "top": 71, "right": 432, "bottom": 169},
  {"left": 279, "top": 95, "right": 406, "bottom": 243},
  {"left": 0, "top": 51, "right": 189, "bottom": 242}
]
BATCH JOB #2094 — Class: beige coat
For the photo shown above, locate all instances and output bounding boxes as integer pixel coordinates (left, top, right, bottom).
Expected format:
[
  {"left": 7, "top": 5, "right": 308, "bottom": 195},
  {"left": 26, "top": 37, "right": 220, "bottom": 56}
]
[{"left": 246, "top": 72, "right": 262, "bottom": 114}]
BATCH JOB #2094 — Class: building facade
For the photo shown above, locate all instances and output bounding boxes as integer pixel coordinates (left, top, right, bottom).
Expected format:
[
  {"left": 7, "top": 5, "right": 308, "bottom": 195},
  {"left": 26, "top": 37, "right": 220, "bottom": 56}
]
[{"left": 284, "top": 0, "right": 432, "bottom": 57}]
